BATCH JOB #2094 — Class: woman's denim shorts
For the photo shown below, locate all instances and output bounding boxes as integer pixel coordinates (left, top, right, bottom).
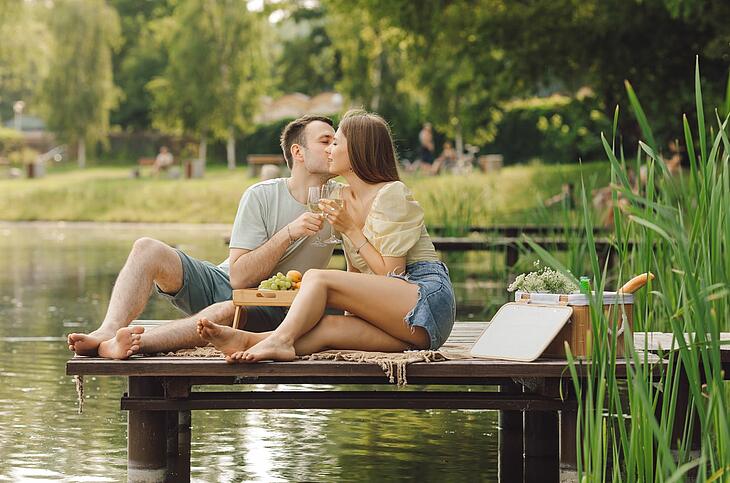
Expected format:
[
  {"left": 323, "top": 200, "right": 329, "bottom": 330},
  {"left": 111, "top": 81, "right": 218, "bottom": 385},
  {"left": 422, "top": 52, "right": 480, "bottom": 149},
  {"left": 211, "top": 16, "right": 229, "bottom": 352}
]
[{"left": 388, "top": 260, "right": 456, "bottom": 350}]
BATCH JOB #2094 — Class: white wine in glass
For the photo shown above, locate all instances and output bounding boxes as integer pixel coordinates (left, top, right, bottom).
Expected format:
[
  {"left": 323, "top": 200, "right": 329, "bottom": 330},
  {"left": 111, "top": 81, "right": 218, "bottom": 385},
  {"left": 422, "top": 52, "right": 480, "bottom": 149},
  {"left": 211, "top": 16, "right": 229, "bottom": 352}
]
[
  {"left": 321, "top": 185, "right": 343, "bottom": 245},
  {"left": 307, "top": 186, "right": 326, "bottom": 247}
]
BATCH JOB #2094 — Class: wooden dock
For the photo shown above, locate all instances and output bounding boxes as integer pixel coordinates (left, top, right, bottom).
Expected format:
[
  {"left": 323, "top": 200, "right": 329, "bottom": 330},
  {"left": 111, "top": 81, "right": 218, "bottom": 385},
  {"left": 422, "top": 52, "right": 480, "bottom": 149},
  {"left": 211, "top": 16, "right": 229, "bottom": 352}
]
[{"left": 66, "top": 322, "right": 729, "bottom": 483}]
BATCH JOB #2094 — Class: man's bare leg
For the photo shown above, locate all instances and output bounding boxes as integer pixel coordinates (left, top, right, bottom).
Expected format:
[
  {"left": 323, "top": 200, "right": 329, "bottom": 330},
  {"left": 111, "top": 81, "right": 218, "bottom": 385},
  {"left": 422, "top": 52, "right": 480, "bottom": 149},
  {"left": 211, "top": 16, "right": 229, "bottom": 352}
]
[
  {"left": 98, "top": 300, "right": 236, "bottom": 359},
  {"left": 67, "top": 237, "right": 184, "bottom": 356},
  {"left": 134, "top": 301, "right": 236, "bottom": 355}
]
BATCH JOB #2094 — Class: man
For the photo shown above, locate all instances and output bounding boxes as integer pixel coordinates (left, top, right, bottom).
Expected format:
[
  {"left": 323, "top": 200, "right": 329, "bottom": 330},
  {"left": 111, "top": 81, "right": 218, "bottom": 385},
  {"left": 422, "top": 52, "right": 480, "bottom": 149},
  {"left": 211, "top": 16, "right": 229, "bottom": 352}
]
[
  {"left": 67, "top": 115, "right": 337, "bottom": 359},
  {"left": 418, "top": 123, "right": 435, "bottom": 165},
  {"left": 152, "top": 145, "right": 174, "bottom": 175}
]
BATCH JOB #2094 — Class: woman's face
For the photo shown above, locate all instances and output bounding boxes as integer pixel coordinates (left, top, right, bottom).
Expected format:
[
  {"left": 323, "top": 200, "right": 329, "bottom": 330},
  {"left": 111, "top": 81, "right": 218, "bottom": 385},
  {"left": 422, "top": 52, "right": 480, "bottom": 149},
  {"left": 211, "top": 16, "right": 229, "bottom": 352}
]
[{"left": 325, "top": 128, "right": 351, "bottom": 175}]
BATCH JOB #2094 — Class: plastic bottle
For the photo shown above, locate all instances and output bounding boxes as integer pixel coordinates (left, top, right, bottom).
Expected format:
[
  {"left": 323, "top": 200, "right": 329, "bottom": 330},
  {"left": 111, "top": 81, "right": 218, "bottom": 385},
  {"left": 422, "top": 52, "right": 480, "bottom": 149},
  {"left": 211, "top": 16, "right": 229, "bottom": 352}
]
[{"left": 579, "top": 276, "right": 591, "bottom": 292}]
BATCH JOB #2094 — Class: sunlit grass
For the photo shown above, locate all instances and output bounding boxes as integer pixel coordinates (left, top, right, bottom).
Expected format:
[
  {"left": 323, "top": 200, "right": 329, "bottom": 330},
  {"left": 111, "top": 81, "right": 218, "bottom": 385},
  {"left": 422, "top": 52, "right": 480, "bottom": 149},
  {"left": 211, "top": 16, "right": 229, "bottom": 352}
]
[{"left": 0, "top": 161, "right": 610, "bottom": 224}]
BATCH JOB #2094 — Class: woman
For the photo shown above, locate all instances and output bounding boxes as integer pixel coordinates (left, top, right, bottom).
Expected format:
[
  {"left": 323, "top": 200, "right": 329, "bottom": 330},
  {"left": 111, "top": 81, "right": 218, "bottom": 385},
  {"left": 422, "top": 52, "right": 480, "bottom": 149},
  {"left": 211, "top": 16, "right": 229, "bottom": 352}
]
[{"left": 197, "top": 110, "right": 455, "bottom": 362}]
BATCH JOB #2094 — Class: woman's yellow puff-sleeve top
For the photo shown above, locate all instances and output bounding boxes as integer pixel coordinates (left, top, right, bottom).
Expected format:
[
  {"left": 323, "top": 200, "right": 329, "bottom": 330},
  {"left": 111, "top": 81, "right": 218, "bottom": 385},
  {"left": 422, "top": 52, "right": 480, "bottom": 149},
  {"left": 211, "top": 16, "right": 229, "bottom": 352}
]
[{"left": 343, "top": 181, "right": 438, "bottom": 274}]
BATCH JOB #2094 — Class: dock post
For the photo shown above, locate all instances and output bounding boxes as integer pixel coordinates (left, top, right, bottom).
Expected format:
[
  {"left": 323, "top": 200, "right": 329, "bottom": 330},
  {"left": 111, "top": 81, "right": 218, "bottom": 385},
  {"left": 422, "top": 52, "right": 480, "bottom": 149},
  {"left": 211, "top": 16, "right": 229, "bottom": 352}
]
[
  {"left": 499, "top": 381, "right": 523, "bottom": 482},
  {"left": 560, "top": 409, "right": 578, "bottom": 470},
  {"left": 524, "top": 410, "right": 559, "bottom": 482},
  {"left": 167, "top": 410, "right": 191, "bottom": 482},
  {"left": 127, "top": 377, "right": 167, "bottom": 483}
]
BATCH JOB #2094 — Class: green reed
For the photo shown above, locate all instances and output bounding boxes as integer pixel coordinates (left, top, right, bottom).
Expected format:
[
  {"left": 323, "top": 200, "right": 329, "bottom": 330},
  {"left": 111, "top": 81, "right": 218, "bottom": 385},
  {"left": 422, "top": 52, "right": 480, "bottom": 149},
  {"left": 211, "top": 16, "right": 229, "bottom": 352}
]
[
  {"left": 424, "top": 181, "right": 486, "bottom": 237},
  {"left": 529, "top": 58, "right": 729, "bottom": 481}
]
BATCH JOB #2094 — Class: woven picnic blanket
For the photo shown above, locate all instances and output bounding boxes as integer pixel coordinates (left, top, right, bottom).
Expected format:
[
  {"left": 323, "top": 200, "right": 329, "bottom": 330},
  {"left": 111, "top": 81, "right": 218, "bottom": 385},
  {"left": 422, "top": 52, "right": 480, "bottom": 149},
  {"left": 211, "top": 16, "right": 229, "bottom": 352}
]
[{"left": 159, "top": 342, "right": 473, "bottom": 385}]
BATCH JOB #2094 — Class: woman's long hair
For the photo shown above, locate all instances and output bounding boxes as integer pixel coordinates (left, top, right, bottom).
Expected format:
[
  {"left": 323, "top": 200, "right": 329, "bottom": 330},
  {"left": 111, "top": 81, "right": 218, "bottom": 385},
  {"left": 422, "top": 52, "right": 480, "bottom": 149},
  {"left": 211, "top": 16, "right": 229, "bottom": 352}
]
[{"left": 339, "top": 109, "right": 400, "bottom": 184}]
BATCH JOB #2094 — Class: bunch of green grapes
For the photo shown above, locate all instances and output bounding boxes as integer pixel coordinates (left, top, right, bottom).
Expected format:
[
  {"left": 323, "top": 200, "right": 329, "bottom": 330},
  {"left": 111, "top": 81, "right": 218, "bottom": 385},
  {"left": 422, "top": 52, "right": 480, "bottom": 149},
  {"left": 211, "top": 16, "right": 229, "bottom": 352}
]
[{"left": 258, "top": 272, "right": 294, "bottom": 290}]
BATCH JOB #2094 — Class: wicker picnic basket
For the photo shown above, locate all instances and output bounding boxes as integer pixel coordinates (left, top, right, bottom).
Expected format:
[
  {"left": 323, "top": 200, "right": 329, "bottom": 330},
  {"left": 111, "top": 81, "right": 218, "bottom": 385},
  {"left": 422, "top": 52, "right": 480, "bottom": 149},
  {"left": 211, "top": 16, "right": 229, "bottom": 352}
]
[{"left": 514, "top": 291, "right": 634, "bottom": 358}]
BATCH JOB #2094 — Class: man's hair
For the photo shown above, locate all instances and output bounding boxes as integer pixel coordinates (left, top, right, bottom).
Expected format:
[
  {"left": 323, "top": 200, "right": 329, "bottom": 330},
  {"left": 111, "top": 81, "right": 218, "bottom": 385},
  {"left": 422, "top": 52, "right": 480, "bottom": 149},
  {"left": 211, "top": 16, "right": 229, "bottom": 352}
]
[
  {"left": 280, "top": 115, "right": 334, "bottom": 168},
  {"left": 339, "top": 109, "right": 400, "bottom": 184}
]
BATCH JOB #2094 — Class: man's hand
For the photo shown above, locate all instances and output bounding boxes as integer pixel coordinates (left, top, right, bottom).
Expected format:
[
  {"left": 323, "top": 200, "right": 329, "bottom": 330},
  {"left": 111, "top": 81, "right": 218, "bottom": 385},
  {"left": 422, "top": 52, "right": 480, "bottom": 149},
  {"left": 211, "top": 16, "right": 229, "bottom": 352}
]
[{"left": 288, "top": 212, "right": 324, "bottom": 240}]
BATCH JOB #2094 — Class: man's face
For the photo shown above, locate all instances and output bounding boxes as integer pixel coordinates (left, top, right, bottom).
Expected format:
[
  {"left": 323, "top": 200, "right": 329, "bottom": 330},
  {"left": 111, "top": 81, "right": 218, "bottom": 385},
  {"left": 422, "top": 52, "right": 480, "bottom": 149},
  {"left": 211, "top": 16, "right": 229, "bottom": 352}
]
[{"left": 300, "top": 121, "right": 335, "bottom": 175}]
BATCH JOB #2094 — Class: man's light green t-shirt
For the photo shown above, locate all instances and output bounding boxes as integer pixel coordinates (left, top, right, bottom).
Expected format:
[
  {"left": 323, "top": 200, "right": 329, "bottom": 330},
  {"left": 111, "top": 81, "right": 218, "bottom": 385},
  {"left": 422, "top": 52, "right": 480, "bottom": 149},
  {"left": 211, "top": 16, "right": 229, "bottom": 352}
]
[{"left": 218, "top": 178, "right": 335, "bottom": 278}]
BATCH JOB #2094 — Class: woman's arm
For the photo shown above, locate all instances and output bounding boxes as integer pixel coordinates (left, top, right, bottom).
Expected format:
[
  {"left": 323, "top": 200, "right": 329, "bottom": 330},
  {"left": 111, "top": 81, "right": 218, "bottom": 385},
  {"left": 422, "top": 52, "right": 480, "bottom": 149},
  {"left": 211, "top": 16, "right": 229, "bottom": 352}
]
[
  {"left": 320, "top": 197, "right": 406, "bottom": 276},
  {"left": 344, "top": 230, "right": 405, "bottom": 275},
  {"left": 343, "top": 249, "right": 361, "bottom": 273}
]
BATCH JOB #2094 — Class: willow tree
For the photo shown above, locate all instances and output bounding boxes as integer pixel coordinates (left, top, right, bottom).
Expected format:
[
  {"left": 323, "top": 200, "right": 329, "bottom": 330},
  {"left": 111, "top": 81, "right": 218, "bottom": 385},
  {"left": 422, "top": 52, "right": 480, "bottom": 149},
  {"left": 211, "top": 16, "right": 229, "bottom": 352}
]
[
  {"left": 148, "top": 0, "right": 269, "bottom": 168},
  {"left": 41, "top": 0, "right": 121, "bottom": 168},
  {"left": 0, "top": 0, "right": 51, "bottom": 124}
]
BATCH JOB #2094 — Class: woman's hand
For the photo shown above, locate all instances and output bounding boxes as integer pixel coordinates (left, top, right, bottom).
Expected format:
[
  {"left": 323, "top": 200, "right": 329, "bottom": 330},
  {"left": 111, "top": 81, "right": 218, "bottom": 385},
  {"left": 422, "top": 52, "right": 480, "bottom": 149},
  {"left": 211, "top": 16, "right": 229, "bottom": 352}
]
[{"left": 319, "top": 199, "right": 356, "bottom": 237}]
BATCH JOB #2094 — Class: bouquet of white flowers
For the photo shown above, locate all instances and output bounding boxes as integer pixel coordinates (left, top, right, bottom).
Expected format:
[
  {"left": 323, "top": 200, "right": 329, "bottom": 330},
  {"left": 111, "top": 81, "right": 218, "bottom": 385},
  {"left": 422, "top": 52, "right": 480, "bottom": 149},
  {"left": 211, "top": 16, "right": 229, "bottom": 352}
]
[{"left": 507, "top": 261, "right": 578, "bottom": 294}]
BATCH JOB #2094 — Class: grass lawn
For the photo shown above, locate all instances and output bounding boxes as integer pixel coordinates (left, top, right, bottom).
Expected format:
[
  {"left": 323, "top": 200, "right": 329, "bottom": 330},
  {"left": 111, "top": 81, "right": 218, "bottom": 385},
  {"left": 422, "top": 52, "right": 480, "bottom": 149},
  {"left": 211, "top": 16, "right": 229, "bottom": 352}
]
[{"left": 0, "top": 161, "right": 611, "bottom": 225}]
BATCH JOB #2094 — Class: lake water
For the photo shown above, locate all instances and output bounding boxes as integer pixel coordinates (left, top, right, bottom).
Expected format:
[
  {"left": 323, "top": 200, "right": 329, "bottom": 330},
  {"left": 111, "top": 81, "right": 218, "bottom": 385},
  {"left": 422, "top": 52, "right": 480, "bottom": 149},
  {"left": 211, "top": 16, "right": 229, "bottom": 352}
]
[{"left": 0, "top": 222, "right": 506, "bottom": 482}]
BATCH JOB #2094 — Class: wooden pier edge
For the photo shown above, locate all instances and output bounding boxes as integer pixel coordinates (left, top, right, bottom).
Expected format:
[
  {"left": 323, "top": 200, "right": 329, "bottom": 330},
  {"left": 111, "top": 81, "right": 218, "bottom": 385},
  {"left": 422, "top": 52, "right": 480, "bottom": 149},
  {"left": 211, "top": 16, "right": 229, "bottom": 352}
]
[{"left": 66, "top": 322, "right": 730, "bottom": 483}]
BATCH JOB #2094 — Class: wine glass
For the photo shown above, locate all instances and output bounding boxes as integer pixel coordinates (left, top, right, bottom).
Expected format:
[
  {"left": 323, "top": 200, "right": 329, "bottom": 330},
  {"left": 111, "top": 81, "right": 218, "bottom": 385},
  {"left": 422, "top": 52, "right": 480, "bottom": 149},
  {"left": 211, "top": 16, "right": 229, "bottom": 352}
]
[
  {"left": 307, "top": 186, "right": 326, "bottom": 247},
  {"left": 320, "top": 184, "right": 343, "bottom": 245}
]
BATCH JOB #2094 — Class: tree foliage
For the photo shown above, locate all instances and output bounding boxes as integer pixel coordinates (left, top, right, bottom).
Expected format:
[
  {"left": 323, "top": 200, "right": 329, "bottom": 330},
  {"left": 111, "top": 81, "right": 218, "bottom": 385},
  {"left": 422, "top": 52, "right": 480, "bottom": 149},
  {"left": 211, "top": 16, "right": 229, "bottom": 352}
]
[
  {"left": 1, "top": 0, "right": 729, "bottom": 163},
  {"left": 270, "top": 4, "right": 341, "bottom": 96},
  {"left": 108, "top": 0, "right": 174, "bottom": 128},
  {"left": 40, "top": 0, "right": 121, "bottom": 166},
  {"left": 0, "top": 0, "right": 52, "bottom": 121},
  {"left": 147, "top": 0, "right": 269, "bottom": 145}
]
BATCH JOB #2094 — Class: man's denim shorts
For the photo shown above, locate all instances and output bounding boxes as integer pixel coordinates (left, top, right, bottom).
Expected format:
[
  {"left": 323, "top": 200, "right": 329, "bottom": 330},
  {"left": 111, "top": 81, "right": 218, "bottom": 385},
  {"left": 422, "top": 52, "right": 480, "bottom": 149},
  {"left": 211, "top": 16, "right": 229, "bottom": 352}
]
[
  {"left": 388, "top": 260, "right": 456, "bottom": 350},
  {"left": 155, "top": 249, "right": 287, "bottom": 332}
]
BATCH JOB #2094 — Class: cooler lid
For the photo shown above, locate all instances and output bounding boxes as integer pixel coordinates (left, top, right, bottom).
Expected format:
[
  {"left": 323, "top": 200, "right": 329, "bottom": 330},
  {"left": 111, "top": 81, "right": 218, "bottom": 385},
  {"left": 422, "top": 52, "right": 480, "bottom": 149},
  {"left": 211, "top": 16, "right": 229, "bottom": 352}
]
[
  {"left": 470, "top": 302, "right": 573, "bottom": 362},
  {"left": 514, "top": 291, "right": 633, "bottom": 306}
]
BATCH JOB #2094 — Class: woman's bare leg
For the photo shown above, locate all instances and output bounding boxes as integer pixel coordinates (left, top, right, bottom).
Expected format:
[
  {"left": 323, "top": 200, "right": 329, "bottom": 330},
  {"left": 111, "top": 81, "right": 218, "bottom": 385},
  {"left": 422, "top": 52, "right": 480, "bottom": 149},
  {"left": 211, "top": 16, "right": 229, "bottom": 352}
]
[
  {"left": 196, "top": 318, "right": 270, "bottom": 356},
  {"left": 238, "top": 269, "right": 429, "bottom": 362},
  {"left": 226, "top": 314, "right": 410, "bottom": 362}
]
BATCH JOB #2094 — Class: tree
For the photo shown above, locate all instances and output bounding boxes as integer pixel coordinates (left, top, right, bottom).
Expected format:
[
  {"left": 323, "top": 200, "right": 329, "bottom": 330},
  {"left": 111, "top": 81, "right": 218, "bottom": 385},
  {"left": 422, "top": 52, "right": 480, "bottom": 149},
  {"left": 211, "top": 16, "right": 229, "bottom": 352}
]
[
  {"left": 0, "top": 0, "right": 52, "bottom": 123},
  {"left": 323, "top": 1, "right": 422, "bottom": 156},
  {"left": 148, "top": 0, "right": 269, "bottom": 168},
  {"left": 108, "top": 0, "right": 174, "bottom": 129},
  {"left": 324, "top": 0, "right": 730, "bottom": 156},
  {"left": 40, "top": 0, "right": 122, "bottom": 167},
  {"left": 270, "top": 4, "right": 341, "bottom": 96},
  {"left": 484, "top": 0, "right": 730, "bottom": 147}
]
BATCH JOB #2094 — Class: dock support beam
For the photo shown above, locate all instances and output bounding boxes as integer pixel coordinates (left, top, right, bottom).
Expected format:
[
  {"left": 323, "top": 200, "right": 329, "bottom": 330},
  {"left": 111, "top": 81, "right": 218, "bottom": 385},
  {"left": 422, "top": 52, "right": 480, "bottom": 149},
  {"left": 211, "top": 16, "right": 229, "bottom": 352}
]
[
  {"left": 524, "top": 410, "right": 559, "bottom": 482},
  {"left": 128, "top": 377, "right": 167, "bottom": 483},
  {"left": 499, "top": 381, "right": 523, "bottom": 482}
]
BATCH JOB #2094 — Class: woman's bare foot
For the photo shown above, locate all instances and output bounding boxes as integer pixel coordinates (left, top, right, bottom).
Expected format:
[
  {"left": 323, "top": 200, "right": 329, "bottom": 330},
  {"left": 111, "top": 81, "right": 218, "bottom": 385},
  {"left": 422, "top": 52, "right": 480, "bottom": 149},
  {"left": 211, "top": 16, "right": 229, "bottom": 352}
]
[
  {"left": 196, "top": 318, "right": 266, "bottom": 356},
  {"left": 67, "top": 329, "right": 117, "bottom": 356},
  {"left": 236, "top": 335, "right": 296, "bottom": 363},
  {"left": 97, "top": 327, "right": 144, "bottom": 359}
]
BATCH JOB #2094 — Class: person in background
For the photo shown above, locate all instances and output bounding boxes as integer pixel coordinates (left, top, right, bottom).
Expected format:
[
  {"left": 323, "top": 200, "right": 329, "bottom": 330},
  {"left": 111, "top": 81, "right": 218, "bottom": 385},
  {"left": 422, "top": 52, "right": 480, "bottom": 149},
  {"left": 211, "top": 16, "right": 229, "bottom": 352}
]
[
  {"left": 418, "top": 122, "right": 435, "bottom": 166},
  {"left": 152, "top": 146, "right": 174, "bottom": 175},
  {"left": 429, "top": 141, "right": 458, "bottom": 175}
]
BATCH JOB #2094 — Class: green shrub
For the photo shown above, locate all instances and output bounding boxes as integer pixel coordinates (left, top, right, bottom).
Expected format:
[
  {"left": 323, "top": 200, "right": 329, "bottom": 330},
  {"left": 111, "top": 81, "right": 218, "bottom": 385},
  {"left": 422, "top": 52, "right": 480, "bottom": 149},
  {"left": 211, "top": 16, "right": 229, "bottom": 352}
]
[
  {"left": 486, "top": 91, "right": 612, "bottom": 164},
  {"left": 0, "top": 127, "right": 23, "bottom": 155}
]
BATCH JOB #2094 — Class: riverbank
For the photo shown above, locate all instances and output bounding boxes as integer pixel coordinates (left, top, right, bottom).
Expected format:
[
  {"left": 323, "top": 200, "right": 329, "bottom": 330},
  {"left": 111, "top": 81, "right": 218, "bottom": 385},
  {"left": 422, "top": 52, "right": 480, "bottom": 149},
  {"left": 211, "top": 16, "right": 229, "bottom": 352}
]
[{"left": 0, "top": 162, "right": 609, "bottom": 224}]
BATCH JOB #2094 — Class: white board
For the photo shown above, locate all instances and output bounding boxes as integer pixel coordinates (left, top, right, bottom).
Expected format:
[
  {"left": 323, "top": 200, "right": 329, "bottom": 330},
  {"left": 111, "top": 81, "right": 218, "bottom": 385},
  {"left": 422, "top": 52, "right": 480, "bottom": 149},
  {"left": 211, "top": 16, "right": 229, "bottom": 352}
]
[{"left": 470, "top": 303, "right": 573, "bottom": 361}]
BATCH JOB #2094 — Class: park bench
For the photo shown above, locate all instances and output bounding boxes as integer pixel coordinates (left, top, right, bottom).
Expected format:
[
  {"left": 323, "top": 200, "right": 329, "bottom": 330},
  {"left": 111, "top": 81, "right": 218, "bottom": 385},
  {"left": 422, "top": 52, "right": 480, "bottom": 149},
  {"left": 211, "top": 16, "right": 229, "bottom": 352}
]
[
  {"left": 246, "top": 154, "right": 285, "bottom": 177},
  {"left": 66, "top": 320, "right": 730, "bottom": 483},
  {"left": 137, "top": 157, "right": 156, "bottom": 167}
]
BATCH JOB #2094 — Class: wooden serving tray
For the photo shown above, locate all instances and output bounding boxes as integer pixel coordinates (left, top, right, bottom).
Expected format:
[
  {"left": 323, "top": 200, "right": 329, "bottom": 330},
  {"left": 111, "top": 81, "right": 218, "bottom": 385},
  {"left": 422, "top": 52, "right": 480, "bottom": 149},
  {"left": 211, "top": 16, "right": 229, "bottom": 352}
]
[{"left": 233, "top": 288, "right": 299, "bottom": 307}]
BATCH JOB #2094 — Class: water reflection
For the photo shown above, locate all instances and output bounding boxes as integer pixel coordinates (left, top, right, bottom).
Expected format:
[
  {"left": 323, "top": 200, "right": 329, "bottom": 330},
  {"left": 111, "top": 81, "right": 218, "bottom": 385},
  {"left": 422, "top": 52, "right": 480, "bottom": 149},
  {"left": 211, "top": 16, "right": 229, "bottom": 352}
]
[{"left": 0, "top": 222, "right": 500, "bottom": 481}]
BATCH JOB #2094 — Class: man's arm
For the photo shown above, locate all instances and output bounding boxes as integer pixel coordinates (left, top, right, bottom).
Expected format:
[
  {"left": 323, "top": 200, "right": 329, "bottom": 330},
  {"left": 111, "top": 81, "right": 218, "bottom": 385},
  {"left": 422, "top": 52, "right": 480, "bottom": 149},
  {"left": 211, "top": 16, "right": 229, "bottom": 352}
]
[
  {"left": 228, "top": 229, "right": 290, "bottom": 289},
  {"left": 228, "top": 212, "right": 323, "bottom": 289}
]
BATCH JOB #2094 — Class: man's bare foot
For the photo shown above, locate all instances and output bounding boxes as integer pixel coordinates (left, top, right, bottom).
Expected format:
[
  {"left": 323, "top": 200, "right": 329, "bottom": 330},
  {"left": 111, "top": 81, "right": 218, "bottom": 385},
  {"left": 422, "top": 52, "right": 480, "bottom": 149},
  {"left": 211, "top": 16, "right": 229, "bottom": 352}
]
[
  {"left": 235, "top": 335, "right": 296, "bottom": 363},
  {"left": 196, "top": 318, "right": 266, "bottom": 356},
  {"left": 67, "top": 329, "right": 117, "bottom": 356},
  {"left": 97, "top": 327, "right": 144, "bottom": 359}
]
